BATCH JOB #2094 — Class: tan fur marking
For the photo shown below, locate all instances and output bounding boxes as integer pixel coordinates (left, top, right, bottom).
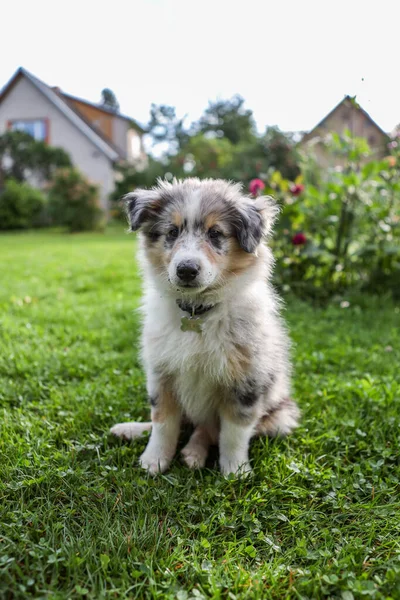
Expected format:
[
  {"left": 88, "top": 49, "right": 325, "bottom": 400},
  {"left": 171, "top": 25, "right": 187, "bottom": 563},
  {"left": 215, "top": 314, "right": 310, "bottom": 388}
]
[
  {"left": 152, "top": 378, "right": 179, "bottom": 423},
  {"left": 226, "top": 239, "right": 257, "bottom": 276},
  {"left": 227, "top": 341, "right": 252, "bottom": 382},
  {"left": 201, "top": 241, "right": 218, "bottom": 265},
  {"left": 172, "top": 212, "right": 183, "bottom": 227},
  {"left": 204, "top": 212, "right": 220, "bottom": 230},
  {"left": 145, "top": 237, "right": 165, "bottom": 271}
]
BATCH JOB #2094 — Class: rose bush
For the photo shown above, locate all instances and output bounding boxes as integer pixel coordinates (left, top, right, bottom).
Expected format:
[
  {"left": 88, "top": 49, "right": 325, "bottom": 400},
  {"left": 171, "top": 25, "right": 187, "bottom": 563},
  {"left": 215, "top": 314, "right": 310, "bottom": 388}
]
[{"left": 252, "top": 131, "right": 400, "bottom": 300}]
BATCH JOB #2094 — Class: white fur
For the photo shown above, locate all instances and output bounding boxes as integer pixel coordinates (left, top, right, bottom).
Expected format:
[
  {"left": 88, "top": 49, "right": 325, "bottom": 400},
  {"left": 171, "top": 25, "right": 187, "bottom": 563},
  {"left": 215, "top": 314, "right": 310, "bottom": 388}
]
[
  {"left": 140, "top": 249, "right": 290, "bottom": 426},
  {"left": 110, "top": 421, "right": 151, "bottom": 440},
  {"left": 219, "top": 419, "right": 255, "bottom": 476},
  {"left": 168, "top": 232, "right": 218, "bottom": 290},
  {"left": 139, "top": 411, "right": 181, "bottom": 474}
]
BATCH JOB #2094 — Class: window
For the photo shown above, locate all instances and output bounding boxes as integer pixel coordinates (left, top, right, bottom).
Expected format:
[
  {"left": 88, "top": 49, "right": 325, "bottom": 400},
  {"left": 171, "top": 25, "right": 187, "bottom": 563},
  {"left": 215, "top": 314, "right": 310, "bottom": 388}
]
[
  {"left": 128, "top": 130, "right": 141, "bottom": 158},
  {"left": 9, "top": 119, "right": 48, "bottom": 142}
]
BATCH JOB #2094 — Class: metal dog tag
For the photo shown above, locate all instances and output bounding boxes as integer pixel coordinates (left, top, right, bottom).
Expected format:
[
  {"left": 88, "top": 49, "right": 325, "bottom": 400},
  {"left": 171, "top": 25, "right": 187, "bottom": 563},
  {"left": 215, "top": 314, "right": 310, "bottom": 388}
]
[{"left": 180, "top": 316, "right": 203, "bottom": 334}]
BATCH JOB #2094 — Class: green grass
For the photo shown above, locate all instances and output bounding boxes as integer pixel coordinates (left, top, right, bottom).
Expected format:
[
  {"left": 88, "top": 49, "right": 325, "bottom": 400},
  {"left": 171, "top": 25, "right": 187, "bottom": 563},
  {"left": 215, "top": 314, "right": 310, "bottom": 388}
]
[{"left": 0, "top": 229, "right": 399, "bottom": 600}]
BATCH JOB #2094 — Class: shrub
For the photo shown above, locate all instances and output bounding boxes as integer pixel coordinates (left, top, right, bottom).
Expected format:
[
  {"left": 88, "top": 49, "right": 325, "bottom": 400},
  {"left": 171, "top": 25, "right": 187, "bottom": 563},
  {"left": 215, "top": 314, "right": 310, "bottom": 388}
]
[
  {"left": 48, "top": 168, "right": 104, "bottom": 232},
  {"left": 0, "top": 179, "right": 47, "bottom": 230},
  {"left": 255, "top": 132, "right": 400, "bottom": 300},
  {"left": 108, "top": 198, "right": 127, "bottom": 223}
]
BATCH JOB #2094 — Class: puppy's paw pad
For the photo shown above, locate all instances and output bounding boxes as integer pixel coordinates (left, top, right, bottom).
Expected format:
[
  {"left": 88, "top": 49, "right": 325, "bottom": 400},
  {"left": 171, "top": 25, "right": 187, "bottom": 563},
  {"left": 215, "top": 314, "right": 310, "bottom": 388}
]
[
  {"left": 139, "top": 452, "right": 170, "bottom": 475},
  {"left": 181, "top": 446, "right": 207, "bottom": 469}
]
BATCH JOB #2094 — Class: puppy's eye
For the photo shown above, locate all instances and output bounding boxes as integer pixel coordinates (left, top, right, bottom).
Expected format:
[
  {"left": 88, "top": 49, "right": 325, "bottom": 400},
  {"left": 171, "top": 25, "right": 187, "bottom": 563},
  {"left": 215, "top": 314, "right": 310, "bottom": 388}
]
[
  {"left": 208, "top": 227, "right": 223, "bottom": 240},
  {"left": 166, "top": 226, "right": 179, "bottom": 241}
]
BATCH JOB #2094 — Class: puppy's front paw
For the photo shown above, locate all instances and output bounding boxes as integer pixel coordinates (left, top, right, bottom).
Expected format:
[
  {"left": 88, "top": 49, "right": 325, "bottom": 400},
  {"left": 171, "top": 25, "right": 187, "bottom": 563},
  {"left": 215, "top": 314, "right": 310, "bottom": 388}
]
[
  {"left": 139, "top": 451, "right": 171, "bottom": 475},
  {"left": 220, "top": 458, "right": 253, "bottom": 478},
  {"left": 181, "top": 444, "right": 208, "bottom": 469}
]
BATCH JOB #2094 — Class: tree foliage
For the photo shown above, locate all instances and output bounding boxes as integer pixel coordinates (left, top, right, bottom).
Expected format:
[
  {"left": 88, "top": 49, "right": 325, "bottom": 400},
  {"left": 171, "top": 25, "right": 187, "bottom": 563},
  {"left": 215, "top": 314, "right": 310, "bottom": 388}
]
[
  {"left": 196, "top": 95, "right": 255, "bottom": 145},
  {"left": 0, "top": 130, "right": 72, "bottom": 188},
  {"left": 111, "top": 156, "right": 166, "bottom": 205},
  {"left": 147, "top": 104, "right": 189, "bottom": 152},
  {"left": 115, "top": 96, "right": 300, "bottom": 195},
  {"left": 101, "top": 88, "right": 120, "bottom": 112}
]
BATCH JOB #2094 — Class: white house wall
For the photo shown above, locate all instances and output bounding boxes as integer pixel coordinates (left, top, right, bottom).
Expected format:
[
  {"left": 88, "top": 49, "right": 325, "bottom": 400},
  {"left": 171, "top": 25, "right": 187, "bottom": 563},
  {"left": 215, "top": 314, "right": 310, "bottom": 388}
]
[{"left": 112, "top": 117, "right": 129, "bottom": 159}]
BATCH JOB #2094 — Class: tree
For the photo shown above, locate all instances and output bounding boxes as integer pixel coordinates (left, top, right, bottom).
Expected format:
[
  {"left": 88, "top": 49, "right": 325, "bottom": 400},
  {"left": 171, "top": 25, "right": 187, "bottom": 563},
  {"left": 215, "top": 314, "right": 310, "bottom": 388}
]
[
  {"left": 260, "top": 127, "right": 300, "bottom": 181},
  {"left": 112, "top": 97, "right": 301, "bottom": 201},
  {"left": 169, "top": 135, "right": 235, "bottom": 180},
  {"left": 190, "top": 128, "right": 299, "bottom": 184},
  {"left": 196, "top": 95, "right": 256, "bottom": 145},
  {"left": 0, "top": 130, "right": 72, "bottom": 189},
  {"left": 147, "top": 104, "right": 189, "bottom": 152},
  {"left": 111, "top": 156, "right": 166, "bottom": 203},
  {"left": 100, "top": 88, "right": 120, "bottom": 112}
]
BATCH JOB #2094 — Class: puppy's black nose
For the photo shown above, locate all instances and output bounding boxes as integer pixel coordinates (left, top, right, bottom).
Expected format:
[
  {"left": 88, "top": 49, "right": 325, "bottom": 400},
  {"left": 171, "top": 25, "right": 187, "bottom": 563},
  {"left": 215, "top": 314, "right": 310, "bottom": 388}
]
[{"left": 177, "top": 261, "right": 200, "bottom": 282}]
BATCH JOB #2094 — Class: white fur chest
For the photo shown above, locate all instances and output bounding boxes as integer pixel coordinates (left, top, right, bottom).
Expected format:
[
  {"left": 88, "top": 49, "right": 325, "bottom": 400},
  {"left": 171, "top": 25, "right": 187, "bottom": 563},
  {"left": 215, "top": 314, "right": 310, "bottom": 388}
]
[{"left": 141, "top": 292, "right": 239, "bottom": 423}]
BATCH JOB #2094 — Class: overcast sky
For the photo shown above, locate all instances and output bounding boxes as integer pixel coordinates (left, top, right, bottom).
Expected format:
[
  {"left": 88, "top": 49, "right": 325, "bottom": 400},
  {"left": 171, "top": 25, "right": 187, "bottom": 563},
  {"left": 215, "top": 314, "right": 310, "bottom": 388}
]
[{"left": 1, "top": 0, "right": 399, "bottom": 135}]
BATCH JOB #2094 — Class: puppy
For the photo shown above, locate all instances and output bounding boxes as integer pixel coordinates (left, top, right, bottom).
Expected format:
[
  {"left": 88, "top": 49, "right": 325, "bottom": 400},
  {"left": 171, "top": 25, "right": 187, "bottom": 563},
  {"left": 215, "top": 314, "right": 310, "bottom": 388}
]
[{"left": 111, "top": 178, "right": 299, "bottom": 475}]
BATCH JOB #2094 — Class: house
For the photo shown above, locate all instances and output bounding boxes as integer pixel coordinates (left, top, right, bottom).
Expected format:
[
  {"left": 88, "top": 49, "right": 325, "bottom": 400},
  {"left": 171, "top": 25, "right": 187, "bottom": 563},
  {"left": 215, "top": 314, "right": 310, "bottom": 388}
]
[
  {"left": 0, "top": 67, "right": 146, "bottom": 210},
  {"left": 300, "top": 96, "right": 389, "bottom": 167}
]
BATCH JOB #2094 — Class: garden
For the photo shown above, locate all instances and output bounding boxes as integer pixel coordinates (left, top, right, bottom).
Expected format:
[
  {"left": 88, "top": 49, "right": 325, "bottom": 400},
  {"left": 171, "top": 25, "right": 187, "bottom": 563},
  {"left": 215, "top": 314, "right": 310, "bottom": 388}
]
[
  {"left": 0, "top": 97, "right": 400, "bottom": 598},
  {"left": 1, "top": 97, "right": 399, "bottom": 303}
]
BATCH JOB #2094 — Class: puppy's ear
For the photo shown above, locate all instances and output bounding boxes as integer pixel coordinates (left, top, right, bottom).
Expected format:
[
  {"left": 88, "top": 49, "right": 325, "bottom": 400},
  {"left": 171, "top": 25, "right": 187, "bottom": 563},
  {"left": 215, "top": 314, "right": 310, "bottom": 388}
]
[
  {"left": 124, "top": 189, "right": 163, "bottom": 231},
  {"left": 234, "top": 196, "right": 279, "bottom": 253}
]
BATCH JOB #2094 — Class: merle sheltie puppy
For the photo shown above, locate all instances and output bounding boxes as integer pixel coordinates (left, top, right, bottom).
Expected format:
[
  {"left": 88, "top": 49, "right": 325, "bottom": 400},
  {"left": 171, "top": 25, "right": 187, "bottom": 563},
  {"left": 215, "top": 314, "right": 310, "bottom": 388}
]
[{"left": 111, "top": 178, "right": 299, "bottom": 476}]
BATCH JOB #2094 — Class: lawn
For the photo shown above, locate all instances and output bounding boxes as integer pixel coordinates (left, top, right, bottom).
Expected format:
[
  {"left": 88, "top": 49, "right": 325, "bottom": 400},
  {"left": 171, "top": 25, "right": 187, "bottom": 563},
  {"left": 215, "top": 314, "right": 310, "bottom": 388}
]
[{"left": 0, "top": 229, "right": 399, "bottom": 600}]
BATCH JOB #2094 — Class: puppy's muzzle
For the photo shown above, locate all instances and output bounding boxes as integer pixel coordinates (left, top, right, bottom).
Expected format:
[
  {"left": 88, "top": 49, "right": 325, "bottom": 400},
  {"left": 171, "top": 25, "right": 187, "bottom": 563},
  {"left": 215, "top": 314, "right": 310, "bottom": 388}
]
[{"left": 176, "top": 260, "right": 201, "bottom": 284}]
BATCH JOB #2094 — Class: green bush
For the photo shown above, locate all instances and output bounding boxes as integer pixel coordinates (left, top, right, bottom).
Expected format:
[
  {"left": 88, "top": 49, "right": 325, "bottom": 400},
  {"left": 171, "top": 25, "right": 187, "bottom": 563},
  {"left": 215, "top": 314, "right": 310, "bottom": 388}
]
[
  {"left": 257, "top": 131, "right": 400, "bottom": 300},
  {"left": 48, "top": 168, "right": 104, "bottom": 232},
  {"left": 108, "top": 198, "right": 128, "bottom": 224},
  {"left": 0, "top": 179, "right": 47, "bottom": 230}
]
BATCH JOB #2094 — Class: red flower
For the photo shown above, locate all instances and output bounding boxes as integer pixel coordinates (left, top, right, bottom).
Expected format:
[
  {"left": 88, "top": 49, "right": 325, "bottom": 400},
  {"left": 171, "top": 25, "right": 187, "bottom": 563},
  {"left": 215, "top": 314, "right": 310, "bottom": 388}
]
[
  {"left": 386, "top": 156, "right": 396, "bottom": 167},
  {"left": 290, "top": 183, "right": 305, "bottom": 196},
  {"left": 292, "top": 232, "right": 307, "bottom": 246},
  {"left": 249, "top": 178, "right": 265, "bottom": 196}
]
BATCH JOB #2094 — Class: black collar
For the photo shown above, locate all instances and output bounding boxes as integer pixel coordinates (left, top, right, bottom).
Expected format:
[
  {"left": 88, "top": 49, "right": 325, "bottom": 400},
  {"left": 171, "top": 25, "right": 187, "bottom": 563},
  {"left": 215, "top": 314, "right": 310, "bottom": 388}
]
[{"left": 176, "top": 299, "right": 216, "bottom": 316}]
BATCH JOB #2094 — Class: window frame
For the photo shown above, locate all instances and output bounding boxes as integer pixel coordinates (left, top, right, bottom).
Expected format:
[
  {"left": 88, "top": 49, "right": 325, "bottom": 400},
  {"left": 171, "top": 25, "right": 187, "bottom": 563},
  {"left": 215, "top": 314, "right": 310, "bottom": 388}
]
[{"left": 7, "top": 118, "right": 50, "bottom": 143}]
